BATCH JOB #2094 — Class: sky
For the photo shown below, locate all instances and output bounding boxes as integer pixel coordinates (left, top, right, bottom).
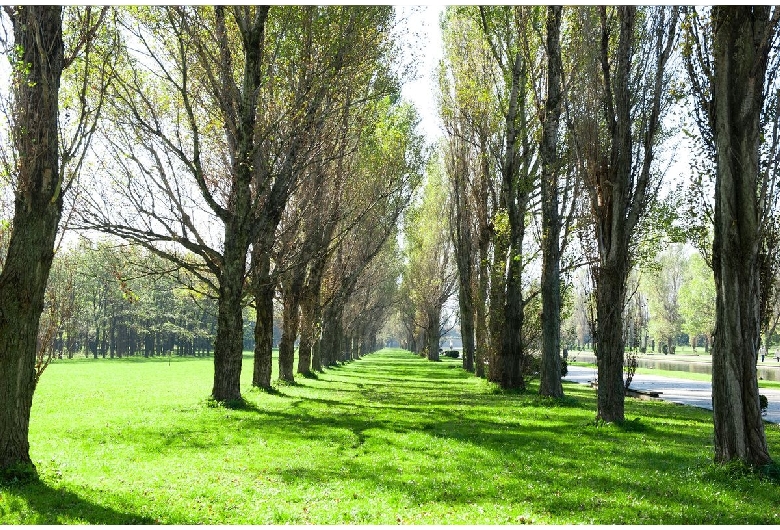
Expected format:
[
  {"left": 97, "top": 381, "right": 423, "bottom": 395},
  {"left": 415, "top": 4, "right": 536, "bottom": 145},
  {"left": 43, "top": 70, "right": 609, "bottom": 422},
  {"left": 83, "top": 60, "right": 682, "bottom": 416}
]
[{"left": 396, "top": 5, "right": 445, "bottom": 145}]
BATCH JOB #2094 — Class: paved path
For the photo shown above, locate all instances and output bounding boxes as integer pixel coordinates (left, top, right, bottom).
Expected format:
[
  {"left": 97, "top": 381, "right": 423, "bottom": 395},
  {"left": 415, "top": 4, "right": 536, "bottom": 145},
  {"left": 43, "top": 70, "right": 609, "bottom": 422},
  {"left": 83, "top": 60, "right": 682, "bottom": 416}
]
[{"left": 564, "top": 365, "right": 780, "bottom": 424}]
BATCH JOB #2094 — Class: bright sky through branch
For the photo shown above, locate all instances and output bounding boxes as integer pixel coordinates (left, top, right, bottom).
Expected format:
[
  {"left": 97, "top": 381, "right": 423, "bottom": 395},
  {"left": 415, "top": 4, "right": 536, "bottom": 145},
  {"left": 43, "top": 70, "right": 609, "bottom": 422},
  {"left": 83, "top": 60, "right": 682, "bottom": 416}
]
[{"left": 397, "top": 5, "right": 445, "bottom": 144}]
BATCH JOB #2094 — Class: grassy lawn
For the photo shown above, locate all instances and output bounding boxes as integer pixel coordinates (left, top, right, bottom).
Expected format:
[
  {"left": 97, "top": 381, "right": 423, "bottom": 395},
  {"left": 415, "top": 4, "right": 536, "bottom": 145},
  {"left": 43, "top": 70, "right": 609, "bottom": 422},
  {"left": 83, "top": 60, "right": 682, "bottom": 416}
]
[{"left": 1, "top": 348, "right": 779, "bottom": 524}]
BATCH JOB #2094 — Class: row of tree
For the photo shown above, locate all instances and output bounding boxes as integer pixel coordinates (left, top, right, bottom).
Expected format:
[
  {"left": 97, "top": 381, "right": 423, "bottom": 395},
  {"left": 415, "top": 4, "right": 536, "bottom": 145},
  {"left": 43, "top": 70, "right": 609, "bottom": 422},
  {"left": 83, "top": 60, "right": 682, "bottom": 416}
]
[
  {"left": 396, "top": 6, "right": 778, "bottom": 469},
  {"left": 0, "top": 6, "right": 425, "bottom": 479}
]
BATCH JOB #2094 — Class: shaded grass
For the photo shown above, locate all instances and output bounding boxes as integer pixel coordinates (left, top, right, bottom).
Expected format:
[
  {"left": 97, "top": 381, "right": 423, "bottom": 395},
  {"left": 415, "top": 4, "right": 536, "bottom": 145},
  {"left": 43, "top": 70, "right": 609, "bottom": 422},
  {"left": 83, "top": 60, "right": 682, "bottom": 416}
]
[{"left": 1, "top": 348, "right": 779, "bottom": 523}]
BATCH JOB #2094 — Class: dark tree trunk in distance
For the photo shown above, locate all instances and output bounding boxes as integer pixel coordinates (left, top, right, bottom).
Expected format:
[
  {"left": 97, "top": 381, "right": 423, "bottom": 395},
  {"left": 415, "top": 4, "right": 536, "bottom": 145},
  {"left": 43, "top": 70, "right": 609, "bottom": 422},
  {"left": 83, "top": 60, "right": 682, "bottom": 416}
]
[
  {"left": 252, "top": 250, "right": 274, "bottom": 391},
  {"left": 278, "top": 272, "right": 304, "bottom": 383}
]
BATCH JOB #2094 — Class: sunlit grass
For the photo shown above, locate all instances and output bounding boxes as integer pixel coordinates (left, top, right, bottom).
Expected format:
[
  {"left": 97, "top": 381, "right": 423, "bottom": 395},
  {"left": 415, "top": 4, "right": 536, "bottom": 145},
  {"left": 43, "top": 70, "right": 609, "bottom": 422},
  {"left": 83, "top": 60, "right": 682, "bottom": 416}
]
[{"left": 1, "top": 348, "right": 778, "bottom": 523}]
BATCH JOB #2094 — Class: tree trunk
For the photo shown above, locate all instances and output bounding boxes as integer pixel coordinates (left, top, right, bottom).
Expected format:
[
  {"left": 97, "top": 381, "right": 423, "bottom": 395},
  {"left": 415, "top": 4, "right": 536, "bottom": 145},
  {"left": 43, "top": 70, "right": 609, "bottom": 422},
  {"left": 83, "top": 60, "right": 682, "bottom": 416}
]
[
  {"left": 487, "top": 234, "right": 506, "bottom": 383},
  {"left": 492, "top": 42, "right": 530, "bottom": 391},
  {"left": 277, "top": 297, "right": 297, "bottom": 383},
  {"left": 311, "top": 330, "right": 323, "bottom": 372},
  {"left": 0, "top": 5, "right": 64, "bottom": 478},
  {"left": 426, "top": 306, "right": 441, "bottom": 362},
  {"left": 211, "top": 229, "right": 248, "bottom": 403},
  {"left": 499, "top": 246, "right": 525, "bottom": 390},
  {"left": 448, "top": 132, "right": 476, "bottom": 373},
  {"left": 539, "top": 5, "right": 564, "bottom": 398},
  {"left": 252, "top": 252, "right": 274, "bottom": 390},
  {"left": 455, "top": 221, "right": 475, "bottom": 372},
  {"left": 474, "top": 146, "right": 491, "bottom": 379},
  {"left": 320, "top": 304, "right": 343, "bottom": 366},
  {"left": 710, "top": 6, "right": 772, "bottom": 466},
  {"left": 297, "top": 293, "right": 316, "bottom": 375},
  {"left": 278, "top": 273, "right": 304, "bottom": 383},
  {"left": 594, "top": 266, "right": 628, "bottom": 422}
]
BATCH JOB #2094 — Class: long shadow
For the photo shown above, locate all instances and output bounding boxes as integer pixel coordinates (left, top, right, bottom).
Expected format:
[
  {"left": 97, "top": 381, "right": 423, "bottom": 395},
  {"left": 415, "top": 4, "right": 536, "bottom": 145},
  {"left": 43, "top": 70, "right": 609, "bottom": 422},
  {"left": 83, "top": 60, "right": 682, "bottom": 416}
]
[
  {"left": 41, "top": 347, "right": 772, "bottom": 524},
  {"left": 2, "top": 479, "right": 158, "bottom": 524}
]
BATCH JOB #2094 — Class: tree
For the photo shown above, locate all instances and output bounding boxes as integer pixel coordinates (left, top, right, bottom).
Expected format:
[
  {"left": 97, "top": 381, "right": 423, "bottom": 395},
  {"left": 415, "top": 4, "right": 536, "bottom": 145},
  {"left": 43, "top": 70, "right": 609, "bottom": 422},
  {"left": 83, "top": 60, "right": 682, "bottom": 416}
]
[
  {"left": 403, "top": 159, "right": 457, "bottom": 362},
  {"left": 478, "top": 6, "right": 540, "bottom": 390},
  {"left": 679, "top": 252, "right": 715, "bottom": 353},
  {"left": 538, "top": 5, "right": 564, "bottom": 398},
  {"left": 0, "top": 5, "right": 109, "bottom": 479},
  {"left": 444, "top": 122, "right": 477, "bottom": 372},
  {"left": 439, "top": 6, "right": 502, "bottom": 378},
  {"left": 646, "top": 246, "right": 686, "bottom": 355},
  {"left": 80, "top": 6, "right": 273, "bottom": 402},
  {"left": 684, "top": 6, "right": 779, "bottom": 466},
  {"left": 569, "top": 6, "right": 678, "bottom": 422}
]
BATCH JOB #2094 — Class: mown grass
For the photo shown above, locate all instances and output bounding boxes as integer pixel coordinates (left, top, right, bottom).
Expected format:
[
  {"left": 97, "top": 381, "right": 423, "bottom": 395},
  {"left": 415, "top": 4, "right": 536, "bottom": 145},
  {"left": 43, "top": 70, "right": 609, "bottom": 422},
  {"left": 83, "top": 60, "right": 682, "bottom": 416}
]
[{"left": 1, "top": 348, "right": 779, "bottom": 524}]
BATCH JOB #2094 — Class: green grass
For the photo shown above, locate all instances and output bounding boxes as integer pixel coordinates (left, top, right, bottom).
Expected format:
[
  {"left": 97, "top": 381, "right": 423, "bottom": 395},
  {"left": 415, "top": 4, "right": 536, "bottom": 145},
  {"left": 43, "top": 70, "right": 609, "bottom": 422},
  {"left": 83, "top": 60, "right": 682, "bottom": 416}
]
[{"left": 1, "top": 348, "right": 779, "bottom": 524}]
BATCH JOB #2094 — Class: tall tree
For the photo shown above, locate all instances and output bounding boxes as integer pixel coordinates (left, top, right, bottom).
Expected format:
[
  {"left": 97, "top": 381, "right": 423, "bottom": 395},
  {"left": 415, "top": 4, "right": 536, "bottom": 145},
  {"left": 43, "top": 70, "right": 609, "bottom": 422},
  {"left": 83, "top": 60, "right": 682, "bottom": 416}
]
[
  {"left": 478, "top": 6, "right": 540, "bottom": 390},
  {"left": 439, "top": 6, "right": 502, "bottom": 379},
  {"left": 0, "top": 5, "right": 108, "bottom": 478},
  {"left": 403, "top": 160, "right": 457, "bottom": 362},
  {"left": 444, "top": 125, "right": 477, "bottom": 372},
  {"left": 538, "top": 5, "right": 564, "bottom": 398},
  {"left": 570, "top": 6, "right": 678, "bottom": 422},
  {"left": 0, "top": 6, "right": 64, "bottom": 477},
  {"left": 685, "top": 6, "right": 779, "bottom": 466},
  {"left": 82, "top": 6, "right": 274, "bottom": 402}
]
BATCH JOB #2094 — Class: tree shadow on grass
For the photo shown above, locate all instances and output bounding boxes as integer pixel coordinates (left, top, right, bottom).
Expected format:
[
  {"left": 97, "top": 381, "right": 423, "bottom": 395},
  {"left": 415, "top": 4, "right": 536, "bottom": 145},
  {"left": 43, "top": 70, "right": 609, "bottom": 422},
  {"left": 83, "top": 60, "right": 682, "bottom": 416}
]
[{"left": 1, "top": 479, "right": 157, "bottom": 524}]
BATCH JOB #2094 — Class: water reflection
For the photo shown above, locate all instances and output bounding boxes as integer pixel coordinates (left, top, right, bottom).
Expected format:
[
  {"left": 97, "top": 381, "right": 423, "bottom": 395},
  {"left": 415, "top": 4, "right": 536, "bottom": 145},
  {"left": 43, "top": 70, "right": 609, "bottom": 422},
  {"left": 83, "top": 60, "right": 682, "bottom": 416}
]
[{"left": 569, "top": 352, "right": 780, "bottom": 382}]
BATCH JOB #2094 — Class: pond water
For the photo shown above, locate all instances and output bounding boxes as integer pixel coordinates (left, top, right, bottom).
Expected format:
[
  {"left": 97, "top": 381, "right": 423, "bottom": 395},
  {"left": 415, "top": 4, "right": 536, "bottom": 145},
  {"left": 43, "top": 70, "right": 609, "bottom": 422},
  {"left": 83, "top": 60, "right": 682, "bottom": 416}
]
[{"left": 569, "top": 351, "right": 780, "bottom": 382}]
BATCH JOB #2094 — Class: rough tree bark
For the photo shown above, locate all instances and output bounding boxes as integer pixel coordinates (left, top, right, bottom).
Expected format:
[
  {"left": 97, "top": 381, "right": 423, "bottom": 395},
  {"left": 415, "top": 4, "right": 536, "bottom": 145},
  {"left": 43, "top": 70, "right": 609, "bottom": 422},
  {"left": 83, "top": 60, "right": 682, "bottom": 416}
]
[
  {"left": 710, "top": 5, "right": 774, "bottom": 466},
  {"left": 584, "top": 6, "right": 677, "bottom": 422},
  {"left": 252, "top": 246, "right": 274, "bottom": 390},
  {"left": 0, "top": 5, "right": 64, "bottom": 478},
  {"left": 210, "top": 6, "right": 269, "bottom": 403},
  {"left": 539, "top": 5, "right": 564, "bottom": 398}
]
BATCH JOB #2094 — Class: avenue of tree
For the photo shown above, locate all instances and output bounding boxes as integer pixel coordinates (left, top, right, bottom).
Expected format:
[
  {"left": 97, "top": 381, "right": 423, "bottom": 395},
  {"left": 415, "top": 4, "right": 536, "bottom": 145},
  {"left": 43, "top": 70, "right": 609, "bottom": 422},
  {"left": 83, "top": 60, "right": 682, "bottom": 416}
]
[{"left": 0, "top": 5, "right": 778, "bottom": 479}]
